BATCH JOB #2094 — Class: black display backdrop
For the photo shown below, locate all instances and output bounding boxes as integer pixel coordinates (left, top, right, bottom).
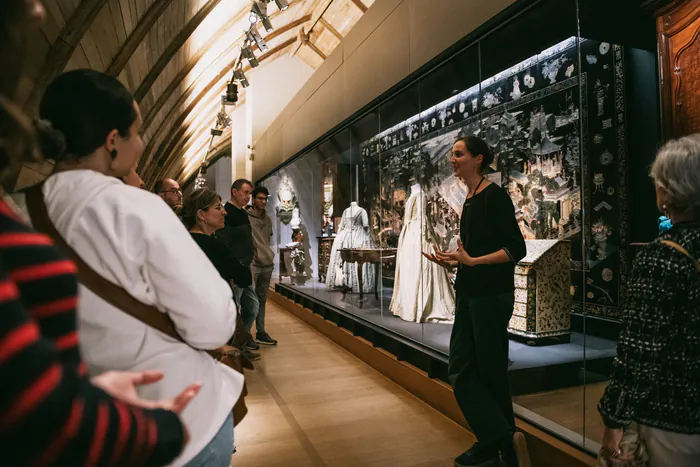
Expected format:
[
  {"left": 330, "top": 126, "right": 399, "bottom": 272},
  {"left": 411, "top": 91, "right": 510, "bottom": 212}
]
[{"left": 361, "top": 34, "right": 630, "bottom": 320}]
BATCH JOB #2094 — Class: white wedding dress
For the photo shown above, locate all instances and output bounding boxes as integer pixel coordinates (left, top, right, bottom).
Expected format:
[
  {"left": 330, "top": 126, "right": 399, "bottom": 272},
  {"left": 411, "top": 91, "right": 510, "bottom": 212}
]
[
  {"left": 325, "top": 203, "right": 376, "bottom": 293},
  {"left": 390, "top": 187, "right": 456, "bottom": 323}
]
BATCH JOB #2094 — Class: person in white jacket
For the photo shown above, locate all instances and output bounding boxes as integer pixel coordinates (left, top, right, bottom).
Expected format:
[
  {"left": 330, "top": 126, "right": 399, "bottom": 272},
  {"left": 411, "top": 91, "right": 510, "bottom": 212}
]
[{"left": 29, "top": 69, "right": 243, "bottom": 467}]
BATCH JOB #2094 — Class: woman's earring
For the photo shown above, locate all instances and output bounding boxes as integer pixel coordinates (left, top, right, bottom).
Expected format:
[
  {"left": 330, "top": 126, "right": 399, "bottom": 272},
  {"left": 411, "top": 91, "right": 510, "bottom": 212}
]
[{"left": 109, "top": 149, "right": 119, "bottom": 170}]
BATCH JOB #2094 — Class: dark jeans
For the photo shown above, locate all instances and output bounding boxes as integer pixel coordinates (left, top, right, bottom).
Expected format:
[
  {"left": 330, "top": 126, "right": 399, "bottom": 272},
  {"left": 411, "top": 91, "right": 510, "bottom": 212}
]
[
  {"left": 183, "top": 412, "right": 234, "bottom": 467},
  {"left": 253, "top": 265, "right": 273, "bottom": 334},
  {"left": 234, "top": 283, "right": 259, "bottom": 332},
  {"left": 448, "top": 292, "right": 515, "bottom": 448}
]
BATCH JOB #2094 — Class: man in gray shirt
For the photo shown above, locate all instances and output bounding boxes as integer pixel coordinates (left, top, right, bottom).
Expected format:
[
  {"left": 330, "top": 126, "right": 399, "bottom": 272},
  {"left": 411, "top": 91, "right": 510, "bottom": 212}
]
[{"left": 246, "top": 186, "right": 277, "bottom": 346}]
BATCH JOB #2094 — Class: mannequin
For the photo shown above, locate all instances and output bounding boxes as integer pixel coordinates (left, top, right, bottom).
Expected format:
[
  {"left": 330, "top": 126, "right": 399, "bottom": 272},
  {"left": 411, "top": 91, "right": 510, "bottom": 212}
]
[
  {"left": 390, "top": 183, "right": 455, "bottom": 323},
  {"left": 325, "top": 201, "right": 375, "bottom": 293}
]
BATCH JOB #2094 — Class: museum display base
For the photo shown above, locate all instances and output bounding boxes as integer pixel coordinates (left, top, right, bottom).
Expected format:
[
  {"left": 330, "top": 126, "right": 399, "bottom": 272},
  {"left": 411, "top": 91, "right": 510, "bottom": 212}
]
[
  {"left": 275, "top": 280, "right": 616, "bottom": 396},
  {"left": 270, "top": 289, "right": 597, "bottom": 467}
]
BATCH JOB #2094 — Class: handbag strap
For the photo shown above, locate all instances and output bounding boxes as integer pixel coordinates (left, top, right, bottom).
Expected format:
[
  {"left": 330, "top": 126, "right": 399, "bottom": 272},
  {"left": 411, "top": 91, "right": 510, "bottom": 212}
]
[
  {"left": 660, "top": 239, "right": 700, "bottom": 274},
  {"left": 25, "top": 182, "right": 215, "bottom": 357}
]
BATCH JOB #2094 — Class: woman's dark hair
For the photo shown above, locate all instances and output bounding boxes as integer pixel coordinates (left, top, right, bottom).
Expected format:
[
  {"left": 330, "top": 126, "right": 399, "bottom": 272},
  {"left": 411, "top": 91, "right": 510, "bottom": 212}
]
[
  {"left": 182, "top": 188, "right": 221, "bottom": 230},
  {"left": 456, "top": 135, "right": 494, "bottom": 174},
  {"left": 39, "top": 69, "right": 136, "bottom": 161},
  {"left": 291, "top": 228, "right": 302, "bottom": 242}
]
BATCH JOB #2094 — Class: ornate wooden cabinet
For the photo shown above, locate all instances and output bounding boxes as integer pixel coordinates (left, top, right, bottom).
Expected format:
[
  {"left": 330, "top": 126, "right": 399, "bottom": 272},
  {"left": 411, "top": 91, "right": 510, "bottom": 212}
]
[
  {"left": 510, "top": 240, "right": 572, "bottom": 341},
  {"left": 655, "top": 0, "right": 700, "bottom": 139}
]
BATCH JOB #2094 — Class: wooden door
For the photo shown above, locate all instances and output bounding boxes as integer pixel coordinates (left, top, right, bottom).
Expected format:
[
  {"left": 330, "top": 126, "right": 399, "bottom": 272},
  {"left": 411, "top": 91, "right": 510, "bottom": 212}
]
[{"left": 657, "top": 0, "right": 700, "bottom": 139}]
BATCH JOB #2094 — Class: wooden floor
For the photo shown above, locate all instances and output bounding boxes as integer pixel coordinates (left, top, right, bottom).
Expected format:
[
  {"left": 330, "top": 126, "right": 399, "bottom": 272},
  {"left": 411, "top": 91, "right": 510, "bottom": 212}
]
[{"left": 232, "top": 301, "right": 474, "bottom": 467}]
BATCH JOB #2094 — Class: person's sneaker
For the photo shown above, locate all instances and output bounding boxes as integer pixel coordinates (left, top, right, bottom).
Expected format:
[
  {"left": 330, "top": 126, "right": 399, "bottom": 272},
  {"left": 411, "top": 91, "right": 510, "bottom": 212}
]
[
  {"left": 454, "top": 443, "right": 499, "bottom": 466},
  {"left": 244, "top": 336, "right": 260, "bottom": 351},
  {"left": 500, "top": 432, "right": 531, "bottom": 467},
  {"left": 256, "top": 331, "right": 278, "bottom": 346},
  {"left": 241, "top": 348, "right": 261, "bottom": 362}
]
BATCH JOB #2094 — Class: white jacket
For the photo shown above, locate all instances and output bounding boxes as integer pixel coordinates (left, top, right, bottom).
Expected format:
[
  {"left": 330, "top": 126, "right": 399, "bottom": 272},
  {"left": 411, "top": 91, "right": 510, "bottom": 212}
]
[{"left": 34, "top": 170, "right": 243, "bottom": 466}]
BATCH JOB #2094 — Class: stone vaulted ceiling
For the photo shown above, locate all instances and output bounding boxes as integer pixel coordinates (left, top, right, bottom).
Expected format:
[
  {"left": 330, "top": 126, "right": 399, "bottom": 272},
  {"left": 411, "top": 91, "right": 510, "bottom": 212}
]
[{"left": 16, "top": 0, "right": 374, "bottom": 189}]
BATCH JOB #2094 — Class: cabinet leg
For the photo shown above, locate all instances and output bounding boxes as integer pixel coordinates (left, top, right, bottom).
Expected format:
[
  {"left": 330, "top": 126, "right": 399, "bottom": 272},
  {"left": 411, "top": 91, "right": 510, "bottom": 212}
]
[{"left": 358, "top": 262, "right": 364, "bottom": 308}]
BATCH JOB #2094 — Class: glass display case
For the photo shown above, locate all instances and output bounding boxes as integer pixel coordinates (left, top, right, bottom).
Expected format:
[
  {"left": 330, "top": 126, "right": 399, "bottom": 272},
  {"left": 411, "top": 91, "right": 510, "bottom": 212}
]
[{"left": 257, "top": 0, "right": 659, "bottom": 455}]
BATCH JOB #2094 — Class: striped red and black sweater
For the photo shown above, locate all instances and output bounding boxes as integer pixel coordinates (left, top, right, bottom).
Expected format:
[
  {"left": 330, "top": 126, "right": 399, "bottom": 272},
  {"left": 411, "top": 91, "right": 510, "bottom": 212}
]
[{"left": 0, "top": 197, "right": 185, "bottom": 466}]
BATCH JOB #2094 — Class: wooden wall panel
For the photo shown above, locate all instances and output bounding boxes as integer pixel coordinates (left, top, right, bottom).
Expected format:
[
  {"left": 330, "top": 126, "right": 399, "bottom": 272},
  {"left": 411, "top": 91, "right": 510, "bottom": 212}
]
[
  {"left": 43, "top": 0, "right": 68, "bottom": 29},
  {"left": 132, "top": 0, "right": 224, "bottom": 104},
  {"left": 90, "top": 4, "right": 121, "bottom": 68},
  {"left": 80, "top": 31, "right": 106, "bottom": 69},
  {"left": 23, "top": 0, "right": 110, "bottom": 112},
  {"left": 106, "top": 0, "right": 175, "bottom": 76},
  {"left": 108, "top": 0, "right": 128, "bottom": 44},
  {"left": 65, "top": 46, "right": 91, "bottom": 71},
  {"left": 119, "top": 0, "right": 134, "bottom": 32},
  {"left": 40, "top": 7, "right": 64, "bottom": 43},
  {"left": 56, "top": 0, "right": 79, "bottom": 19}
]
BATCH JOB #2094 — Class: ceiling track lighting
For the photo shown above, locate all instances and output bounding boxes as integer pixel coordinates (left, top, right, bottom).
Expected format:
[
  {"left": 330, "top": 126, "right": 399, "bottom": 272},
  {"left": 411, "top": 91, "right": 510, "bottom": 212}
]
[
  {"left": 251, "top": 1, "right": 267, "bottom": 20},
  {"left": 247, "top": 27, "right": 268, "bottom": 52},
  {"left": 261, "top": 15, "right": 273, "bottom": 33},
  {"left": 274, "top": 0, "right": 289, "bottom": 11},
  {"left": 222, "top": 81, "right": 238, "bottom": 106},
  {"left": 234, "top": 68, "right": 250, "bottom": 88},
  {"left": 241, "top": 44, "right": 259, "bottom": 67}
]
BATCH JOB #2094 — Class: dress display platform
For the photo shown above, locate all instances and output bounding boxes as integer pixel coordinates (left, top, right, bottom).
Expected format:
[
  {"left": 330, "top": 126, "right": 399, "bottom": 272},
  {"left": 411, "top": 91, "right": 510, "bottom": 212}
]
[{"left": 276, "top": 279, "right": 617, "bottom": 396}]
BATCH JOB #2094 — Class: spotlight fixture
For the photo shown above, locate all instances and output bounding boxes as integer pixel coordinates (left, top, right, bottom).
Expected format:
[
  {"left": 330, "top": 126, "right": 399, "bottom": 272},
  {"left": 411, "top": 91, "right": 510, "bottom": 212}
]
[
  {"left": 222, "top": 82, "right": 238, "bottom": 105},
  {"left": 211, "top": 128, "right": 224, "bottom": 136},
  {"left": 247, "top": 27, "right": 268, "bottom": 52},
  {"left": 234, "top": 68, "right": 249, "bottom": 88},
  {"left": 216, "top": 106, "right": 232, "bottom": 129},
  {"left": 261, "top": 15, "right": 273, "bottom": 32},
  {"left": 251, "top": 1, "right": 266, "bottom": 19},
  {"left": 248, "top": 11, "right": 258, "bottom": 23},
  {"left": 274, "top": 0, "right": 289, "bottom": 10},
  {"left": 241, "top": 45, "right": 259, "bottom": 67}
]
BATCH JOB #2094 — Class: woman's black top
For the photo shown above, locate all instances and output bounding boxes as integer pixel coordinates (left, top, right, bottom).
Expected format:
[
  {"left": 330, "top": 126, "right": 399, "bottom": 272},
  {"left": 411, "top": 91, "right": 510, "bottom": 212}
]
[
  {"left": 455, "top": 183, "right": 527, "bottom": 297},
  {"left": 191, "top": 233, "right": 252, "bottom": 287}
]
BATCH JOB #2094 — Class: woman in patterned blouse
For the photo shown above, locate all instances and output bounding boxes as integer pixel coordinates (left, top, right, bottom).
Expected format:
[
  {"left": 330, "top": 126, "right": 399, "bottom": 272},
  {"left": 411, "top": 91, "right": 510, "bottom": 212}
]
[{"left": 598, "top": 135, "right": 700, "bottom": 467}]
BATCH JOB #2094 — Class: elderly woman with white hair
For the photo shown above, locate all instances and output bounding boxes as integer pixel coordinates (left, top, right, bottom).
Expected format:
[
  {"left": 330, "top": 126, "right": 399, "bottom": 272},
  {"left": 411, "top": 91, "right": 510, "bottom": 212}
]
[{"left": 598, "top": 134, "right": 700, "bottom": 467}]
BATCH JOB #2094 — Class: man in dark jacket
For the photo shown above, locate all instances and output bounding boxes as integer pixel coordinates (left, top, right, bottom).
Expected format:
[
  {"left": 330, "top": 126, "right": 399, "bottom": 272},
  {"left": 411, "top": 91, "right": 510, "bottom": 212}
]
[{"left": 216, "top": 179, "right": 260, "bottom": 351}]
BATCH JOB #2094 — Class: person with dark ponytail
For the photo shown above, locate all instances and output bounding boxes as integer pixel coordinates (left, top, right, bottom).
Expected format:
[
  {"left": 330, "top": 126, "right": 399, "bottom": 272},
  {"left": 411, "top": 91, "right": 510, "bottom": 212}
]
[
  {"left": 26, "top": 69, "right": 243, "bottom": 467},
  {"left": 1, "top": 1, "right": 204, "bottom": 466},
  {"left": 424, "top": 136, "right": 529, "bottom": 467}
]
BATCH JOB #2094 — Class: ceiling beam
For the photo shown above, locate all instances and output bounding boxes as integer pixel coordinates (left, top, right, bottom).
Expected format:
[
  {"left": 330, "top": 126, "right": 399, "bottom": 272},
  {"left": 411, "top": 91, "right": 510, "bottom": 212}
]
[
  {"left": 350, "top": 0, "right": 368, "bottom": 13},
  {"left": 304, "top": 36, "right": 328, "bottom": 60},
  {"left": 23, "top": 0, "right": 108, "bottom": 112},
  {"left": 140, "top": 3, "right": 307, "bottom": 133},
  {"left": 139, "top": 15, "right": 308, "bottom": 175},
  {"left": 178, "top": 131, "right": 232, "bottom": 182},
  {"left": 134, "top": 0, "right": 224, "bottom": 103},
  {"left": 106, "top": 0, "right": 176, "bottom": 76},
  {"left": 146, "top": 37, "right": 297, "bottom": 183},
  {"left": 179, "top": 141, "right": 232, "bottom": 190},
  {"left": 319, "top": 17, "right": 343, "bottom": 41}
]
